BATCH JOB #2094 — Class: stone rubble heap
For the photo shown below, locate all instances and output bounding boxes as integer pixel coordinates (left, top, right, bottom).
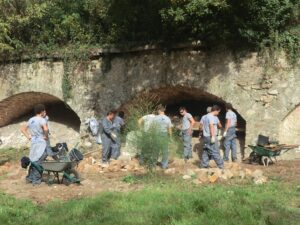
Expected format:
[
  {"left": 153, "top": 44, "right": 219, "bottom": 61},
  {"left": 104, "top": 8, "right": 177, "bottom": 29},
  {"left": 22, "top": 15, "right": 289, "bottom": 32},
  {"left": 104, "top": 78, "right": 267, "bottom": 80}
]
[{"left": 77, "top": 157, "right": 268, "bottom": 185}]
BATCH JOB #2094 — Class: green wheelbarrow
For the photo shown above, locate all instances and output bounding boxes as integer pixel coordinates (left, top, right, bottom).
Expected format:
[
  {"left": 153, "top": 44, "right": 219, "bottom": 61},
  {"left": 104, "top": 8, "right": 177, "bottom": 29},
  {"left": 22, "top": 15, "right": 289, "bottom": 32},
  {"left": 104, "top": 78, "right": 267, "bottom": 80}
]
[
  {"left": 40, "top": 161, "right": 80, "bottom": 184},
  {"left": 248, "top": 144, "right": 298, "bottom": 166}
]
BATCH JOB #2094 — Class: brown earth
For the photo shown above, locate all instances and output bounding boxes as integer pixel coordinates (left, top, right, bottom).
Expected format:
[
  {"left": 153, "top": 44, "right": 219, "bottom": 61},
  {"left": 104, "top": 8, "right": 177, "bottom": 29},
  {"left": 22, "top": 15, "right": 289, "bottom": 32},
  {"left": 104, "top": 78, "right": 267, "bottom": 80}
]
[{"left": 0, "top": 157, "right": 299, "bottom": 204}]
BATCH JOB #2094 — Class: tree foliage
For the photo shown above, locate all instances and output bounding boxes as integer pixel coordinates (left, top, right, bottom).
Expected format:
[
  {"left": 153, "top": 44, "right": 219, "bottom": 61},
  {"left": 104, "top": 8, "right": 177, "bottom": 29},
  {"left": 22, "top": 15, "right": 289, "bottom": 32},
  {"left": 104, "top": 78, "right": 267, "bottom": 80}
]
[{"left": 0, "top": 0, "right": 299, "bottom": 58}]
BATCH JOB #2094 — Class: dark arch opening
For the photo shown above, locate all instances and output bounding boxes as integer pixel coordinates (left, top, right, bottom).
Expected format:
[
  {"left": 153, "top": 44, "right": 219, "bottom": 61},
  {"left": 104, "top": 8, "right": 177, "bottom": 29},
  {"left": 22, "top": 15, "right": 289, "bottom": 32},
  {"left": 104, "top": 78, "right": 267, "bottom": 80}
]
[
  {"left": 121, "top": 86, "right": 246, "bottom": 158},
  {"left": 0, "top": 92, "right": 81, "bottom": 131}
]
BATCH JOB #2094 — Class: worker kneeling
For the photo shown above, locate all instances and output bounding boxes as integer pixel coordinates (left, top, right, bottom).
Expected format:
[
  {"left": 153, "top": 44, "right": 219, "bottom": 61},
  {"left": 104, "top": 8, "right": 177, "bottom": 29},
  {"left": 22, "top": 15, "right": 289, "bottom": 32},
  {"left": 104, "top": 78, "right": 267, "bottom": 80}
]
[{"left": 201, "top": 105, "right": 224, "bottom": 169}]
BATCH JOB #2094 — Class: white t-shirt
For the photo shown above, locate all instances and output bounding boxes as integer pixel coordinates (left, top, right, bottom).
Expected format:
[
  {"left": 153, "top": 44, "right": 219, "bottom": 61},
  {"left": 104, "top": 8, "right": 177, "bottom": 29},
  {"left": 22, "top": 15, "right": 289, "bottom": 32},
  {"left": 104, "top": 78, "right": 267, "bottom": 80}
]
[
  {"left": 142, "top": 114, "right": 156, "bottom": 131},
  {"left": 154, "top": 115, "right": 173, "bottom": 133},
  {"left": 182, "top": 113, "right": 193, "bottom": 130},
  {"left": 226, "top": 110, "right": 237, "bottom": 127}
]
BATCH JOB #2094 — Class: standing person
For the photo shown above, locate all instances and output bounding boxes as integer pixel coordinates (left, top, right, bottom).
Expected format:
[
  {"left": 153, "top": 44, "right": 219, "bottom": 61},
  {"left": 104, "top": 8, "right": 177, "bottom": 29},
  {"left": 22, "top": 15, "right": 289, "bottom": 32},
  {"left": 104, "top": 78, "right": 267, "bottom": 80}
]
[
  {"left": 179, "top": 107, "right": 195, "bottom": 162},
  {"left": 199, "top": 106, "right": 212, "bottom": 136},
  {"left": 223, "top": 103, "right": 237, "bottom": 162},
  {"left": 153, "top": 106, "right": 173, "bottom": 169},
  {"left": 111, "top": 111, "right": 125, "bottom": 159},
  {"left": 43, "top": 114, "right": 54, "bottom": 157},
  {"left": 138, "top": 112, "right": 156, "bottom": 132},
  {"left": 21, "top": 104, "right": 49, "bottom": 185},
  {"left": 197, "top": 106, "right": 212, "bottom": 161},
  {"left": 99, "top": 110, "right": 117, "bottom": 166},
  {"left": 201, "top": 105, "right": 224, "bottom": 169}
]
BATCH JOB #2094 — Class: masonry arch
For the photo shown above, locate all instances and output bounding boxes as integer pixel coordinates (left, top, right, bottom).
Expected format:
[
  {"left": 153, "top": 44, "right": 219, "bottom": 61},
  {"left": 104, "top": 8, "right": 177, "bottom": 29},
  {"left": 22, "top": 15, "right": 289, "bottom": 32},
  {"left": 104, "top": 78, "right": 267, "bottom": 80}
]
[
  {"left": 122, "top": 86, "right": 246, "bottom": 158},
  {"left": 279, "top": 105, "right": 300, "bottom": 145},
  {"left": 0, "top": 92, "right": 81, "bottom": 130}
]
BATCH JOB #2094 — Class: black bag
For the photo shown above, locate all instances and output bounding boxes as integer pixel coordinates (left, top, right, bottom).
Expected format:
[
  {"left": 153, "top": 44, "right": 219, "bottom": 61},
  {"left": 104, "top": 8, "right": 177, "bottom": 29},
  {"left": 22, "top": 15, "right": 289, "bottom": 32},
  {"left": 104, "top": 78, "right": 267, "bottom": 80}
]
[
  {"left": 21, "top": 156, "right": 30, "bottom": 169},
  {"left": 257, "top": 135, "right": 269, "bottom": 146},
  {"left": 69, "top": 148, "right": 84, "bottom": 162}
]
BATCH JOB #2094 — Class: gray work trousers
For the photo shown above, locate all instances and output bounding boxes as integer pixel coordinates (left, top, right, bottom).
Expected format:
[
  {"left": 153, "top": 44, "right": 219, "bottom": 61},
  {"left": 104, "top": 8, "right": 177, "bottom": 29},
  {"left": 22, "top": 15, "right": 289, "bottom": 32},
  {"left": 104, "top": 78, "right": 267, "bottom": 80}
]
[
  {"left": 182, "top": 129, "right": 193, "bottom": 159},
  {"left": 101, "top": 133, "right": 114, "bottom": 162},
  {"left": 26, "top": 151, "right": 47, "bottom": 185},
  {"left": 201, "top": 136, "right": 224, "bottom": 169},
  {"left": 111, "top": 132, "right": 121, "bottom": 160},
  {"left": 223, "top": 127, "right": 237, "bottom": 161}
]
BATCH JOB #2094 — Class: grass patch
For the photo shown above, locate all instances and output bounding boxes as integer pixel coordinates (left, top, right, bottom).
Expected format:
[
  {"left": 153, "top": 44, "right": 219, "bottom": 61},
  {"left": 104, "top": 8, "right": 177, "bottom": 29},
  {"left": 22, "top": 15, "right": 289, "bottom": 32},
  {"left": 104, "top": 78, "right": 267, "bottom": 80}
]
[
  {"left": 0, "top": 180, "right": 300, "bottom": 225},
  {"left": 0, "top": 147, "right": 29, "bottom": 165}
]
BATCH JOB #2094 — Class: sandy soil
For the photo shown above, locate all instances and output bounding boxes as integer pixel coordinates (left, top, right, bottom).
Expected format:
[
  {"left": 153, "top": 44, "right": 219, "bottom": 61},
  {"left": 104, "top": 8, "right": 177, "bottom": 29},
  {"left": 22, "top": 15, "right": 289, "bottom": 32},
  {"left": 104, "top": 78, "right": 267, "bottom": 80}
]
[{"left": 0, "top": 156, "right": 299, "bottom": 204}]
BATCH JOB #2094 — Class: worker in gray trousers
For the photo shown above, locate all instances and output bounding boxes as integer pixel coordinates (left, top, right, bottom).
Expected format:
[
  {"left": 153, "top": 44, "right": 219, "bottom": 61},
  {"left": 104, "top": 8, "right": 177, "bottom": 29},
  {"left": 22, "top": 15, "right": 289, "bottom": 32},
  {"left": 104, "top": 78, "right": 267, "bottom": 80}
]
[
  {"left": 21, "top": 104, "right": 49, "bottom": 184},
  {"left": 201, "top": 105, "right": 224, "bottom": 169},
  {"left": 100, "top": 110, "right": 117, "bottom": 166},
  {"left": 179, "top": 107, "right": 195, "bottom": 162},
  {"left": 111, "top": 111, "right": 125, "bottom": 159},
  {"left": 223, "top": 103, "right": 238, "bottom": 162}
]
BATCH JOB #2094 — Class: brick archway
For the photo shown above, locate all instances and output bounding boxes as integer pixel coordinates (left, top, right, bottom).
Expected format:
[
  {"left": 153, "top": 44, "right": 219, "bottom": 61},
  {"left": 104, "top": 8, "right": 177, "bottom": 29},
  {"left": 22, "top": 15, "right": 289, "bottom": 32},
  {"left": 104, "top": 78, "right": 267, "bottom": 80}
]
[{"left": 0, "top": 92, "right": 81, "bottom": 131}]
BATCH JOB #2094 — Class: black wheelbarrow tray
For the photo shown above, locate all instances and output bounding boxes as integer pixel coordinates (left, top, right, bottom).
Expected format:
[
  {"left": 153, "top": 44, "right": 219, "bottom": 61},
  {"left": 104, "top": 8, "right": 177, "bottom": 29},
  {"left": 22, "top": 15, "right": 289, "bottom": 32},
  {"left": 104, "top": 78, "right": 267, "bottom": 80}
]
[{"left": 40, "top": 161, "right": 78, "bottom": 184}]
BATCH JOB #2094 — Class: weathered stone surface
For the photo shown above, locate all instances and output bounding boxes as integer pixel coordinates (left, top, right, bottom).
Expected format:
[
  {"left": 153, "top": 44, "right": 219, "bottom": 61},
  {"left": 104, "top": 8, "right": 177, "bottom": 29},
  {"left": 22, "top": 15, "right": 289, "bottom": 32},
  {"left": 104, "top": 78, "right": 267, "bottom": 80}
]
[
  {"left": 186, "top": 169, "right": 196, "bottom": 177},
  {"left": 208, "top": 174, "right": 219, "bottom": 183},
  {"left": 0, "top": 47, "right": 299, "bottom": 159},
  {"left": 192, "top": 179, "right": 202, "bottom": 185},
  {"left": 268, "top": 89, "right": 279, "bottom": 95},
  {"left": 164, "top": 168, "right": 176, "bottom": 175},
  {"left": 223, "top": 169, "right": 234, "bottom": 179},
  {"left": 252, "top": 169, "right": 264, "bottom": 179},
  {"left": 254, "top": 176, "right": 268, "bottom": 185},
  {"left": 183, "top": 175, "right": 192, "bottom": 180}
]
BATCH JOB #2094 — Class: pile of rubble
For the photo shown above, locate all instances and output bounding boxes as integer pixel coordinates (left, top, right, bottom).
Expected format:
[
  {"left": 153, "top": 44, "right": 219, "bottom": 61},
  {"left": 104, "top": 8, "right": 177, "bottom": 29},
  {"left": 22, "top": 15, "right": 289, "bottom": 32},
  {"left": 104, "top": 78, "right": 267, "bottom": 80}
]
[
  {"left": 77, "top": 157, "right": 146, "bottom": 174},
  {"left": 165, "top": 161, "right": 267, "bottom": 185},
  {"left": 77, "top": 157, "right": 268, "bottom": 185}
]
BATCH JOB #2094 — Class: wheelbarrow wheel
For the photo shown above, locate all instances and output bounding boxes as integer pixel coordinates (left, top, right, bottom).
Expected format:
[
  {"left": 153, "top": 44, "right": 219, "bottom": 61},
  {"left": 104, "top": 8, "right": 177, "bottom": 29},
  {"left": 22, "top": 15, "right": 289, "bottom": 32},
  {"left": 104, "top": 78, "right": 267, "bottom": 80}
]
[
  {"left": 249, "top": 151, "right": 262, "bottom": 165},
  {"left": 62, "top": 168, "right": 81, "bottom": 185}
]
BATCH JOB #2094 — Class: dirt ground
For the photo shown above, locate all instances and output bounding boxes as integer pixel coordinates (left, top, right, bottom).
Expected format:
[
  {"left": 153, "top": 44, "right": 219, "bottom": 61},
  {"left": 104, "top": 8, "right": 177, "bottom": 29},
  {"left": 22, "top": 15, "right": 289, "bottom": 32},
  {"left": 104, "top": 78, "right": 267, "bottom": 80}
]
[
  {"left": 0, "top": 161, "right": 143, "bottom": 204},
  {"left": 0, "top": 156, "right": 300, "bottom": 204}
]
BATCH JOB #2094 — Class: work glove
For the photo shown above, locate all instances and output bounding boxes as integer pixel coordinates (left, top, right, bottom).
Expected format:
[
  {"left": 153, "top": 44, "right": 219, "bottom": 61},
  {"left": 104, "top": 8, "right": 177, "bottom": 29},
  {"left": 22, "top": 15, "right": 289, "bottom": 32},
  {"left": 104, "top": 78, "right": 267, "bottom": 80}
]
[
  {"left": 223, "top": 131, "right": 227, "bottom": 138},
  {"left": 217, "top": 135, "right": 222, "bottom": 141},
  {"left": 211, "top": 136, "right": 215, "bottom": 144},
  {"left": 111, "top": 132, "right": 117, "bottom": 140}
]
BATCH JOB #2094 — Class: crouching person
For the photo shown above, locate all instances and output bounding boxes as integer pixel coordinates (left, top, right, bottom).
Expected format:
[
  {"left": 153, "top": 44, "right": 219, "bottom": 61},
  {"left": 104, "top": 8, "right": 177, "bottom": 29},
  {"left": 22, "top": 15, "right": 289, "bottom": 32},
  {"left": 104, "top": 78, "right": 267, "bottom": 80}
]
[
  {"left": 21, "top": 104, "right": 49, "bottom": 185},
  {"left": 99, "top": 110, "right": 117, "bottom": 166}
]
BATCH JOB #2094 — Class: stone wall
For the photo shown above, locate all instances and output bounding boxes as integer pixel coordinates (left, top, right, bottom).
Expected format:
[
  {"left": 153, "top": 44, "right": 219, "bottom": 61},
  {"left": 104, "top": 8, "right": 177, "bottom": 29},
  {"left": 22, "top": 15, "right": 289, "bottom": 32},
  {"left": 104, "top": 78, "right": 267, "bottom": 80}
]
[{"left": 0, "top": 46, "right": 299, "bottom": 157}]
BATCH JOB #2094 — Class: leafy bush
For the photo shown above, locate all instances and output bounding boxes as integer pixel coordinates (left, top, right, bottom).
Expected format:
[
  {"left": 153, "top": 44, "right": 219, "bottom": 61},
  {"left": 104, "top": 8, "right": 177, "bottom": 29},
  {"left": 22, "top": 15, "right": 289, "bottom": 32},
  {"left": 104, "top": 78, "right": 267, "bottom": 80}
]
[
  {"left": 0, "top": 0, "right": 298, "bottom": 60},
  {"left": 124, "top": 94, "right": 168, "bottom": 172}
]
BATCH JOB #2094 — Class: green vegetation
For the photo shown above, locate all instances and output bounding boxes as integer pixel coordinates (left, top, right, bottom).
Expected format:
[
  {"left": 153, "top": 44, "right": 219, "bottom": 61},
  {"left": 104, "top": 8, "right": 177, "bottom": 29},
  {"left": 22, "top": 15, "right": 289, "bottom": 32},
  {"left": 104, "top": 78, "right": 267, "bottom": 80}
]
[
  {"left": 0, "top": 147, "right": 28, "bottom": 165},
  {"left": 0, "top": 0, "right": 299, "bottom": 60},
  {"left": 124, "top": 94, "right": 182, "bottom": 171},
  {"left": 1, "top": 180, "right": 300, "bottom": 225}
]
